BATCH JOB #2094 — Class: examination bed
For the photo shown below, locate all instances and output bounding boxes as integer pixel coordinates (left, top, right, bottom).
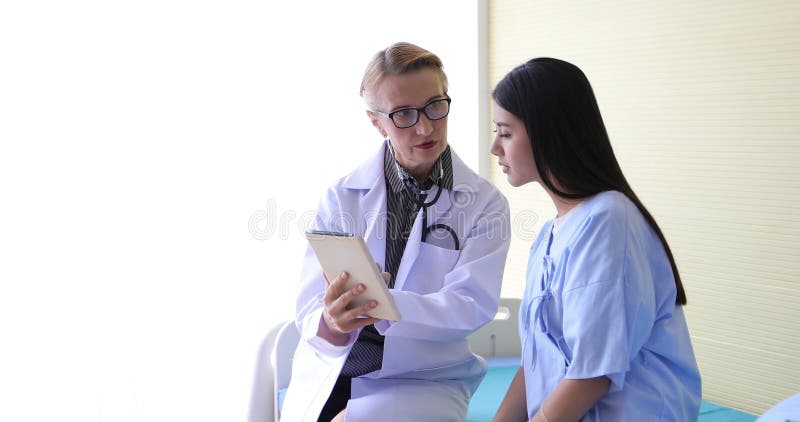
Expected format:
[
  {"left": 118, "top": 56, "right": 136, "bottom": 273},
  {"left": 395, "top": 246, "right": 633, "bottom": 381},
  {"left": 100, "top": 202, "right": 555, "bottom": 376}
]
[{"left": 256, "top": 298, "right": 757, "bottom": 421}]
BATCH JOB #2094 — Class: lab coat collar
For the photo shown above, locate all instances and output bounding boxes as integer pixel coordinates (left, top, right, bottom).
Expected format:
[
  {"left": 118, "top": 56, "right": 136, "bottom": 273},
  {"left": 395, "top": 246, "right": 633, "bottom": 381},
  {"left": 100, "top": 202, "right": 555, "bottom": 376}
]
[
  {"left": 341, "top": 141, "right": 476, "bottom": 292},
  {"left": 342, "top": 142, "right": 481, "bottom": 193}
]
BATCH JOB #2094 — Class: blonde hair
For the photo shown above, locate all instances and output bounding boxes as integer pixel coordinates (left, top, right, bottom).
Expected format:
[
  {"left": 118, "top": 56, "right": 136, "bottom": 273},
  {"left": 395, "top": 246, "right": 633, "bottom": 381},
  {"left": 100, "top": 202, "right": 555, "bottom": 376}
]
[{"left": 360, "top": 42, "right": 448, "bottom": 108}]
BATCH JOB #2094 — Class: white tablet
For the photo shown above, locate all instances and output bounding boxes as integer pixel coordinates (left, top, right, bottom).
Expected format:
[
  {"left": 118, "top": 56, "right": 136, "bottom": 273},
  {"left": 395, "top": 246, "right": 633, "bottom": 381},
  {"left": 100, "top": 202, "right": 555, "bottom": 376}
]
[{"left": 305, "top": 230, "right": 402, "bottom": 321}]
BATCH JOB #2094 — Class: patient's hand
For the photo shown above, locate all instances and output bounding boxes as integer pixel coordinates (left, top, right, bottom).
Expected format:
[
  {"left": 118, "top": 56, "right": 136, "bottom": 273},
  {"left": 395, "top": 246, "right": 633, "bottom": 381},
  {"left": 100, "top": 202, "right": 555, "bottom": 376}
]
[{"left": 319, "top": 271, "right": 380, "bottom": 346}]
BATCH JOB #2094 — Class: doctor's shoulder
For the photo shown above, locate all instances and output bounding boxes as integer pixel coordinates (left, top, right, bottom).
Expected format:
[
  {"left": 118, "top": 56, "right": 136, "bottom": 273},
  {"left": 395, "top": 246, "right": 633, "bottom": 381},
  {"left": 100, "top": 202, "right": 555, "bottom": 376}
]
[
  {"left": 461, "top": 177, "right": 510, "bottom": 236},
  {"left": 469, "top": 173, "right": 510, "bottom": 211},
  {"left": 309, "top": 172, "right": 364, "bottom": 231},
  {"left": 318, "top": 156, "right": 379, "bottom": 200}
]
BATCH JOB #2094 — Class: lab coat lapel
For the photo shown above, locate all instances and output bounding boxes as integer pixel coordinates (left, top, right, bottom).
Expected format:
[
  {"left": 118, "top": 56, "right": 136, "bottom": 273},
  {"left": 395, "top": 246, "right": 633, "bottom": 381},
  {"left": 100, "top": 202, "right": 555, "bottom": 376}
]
[
  {"left": 393, "top": 212, "right": 421, "bottom": 292},
  {"left": 392, "top": 147, "right": 479, "bottom": 291},
  {"left": 343, "top": 143, "right": 388, "bottom": 274},
  {"left": 360, "top": 183, "right": 386, "bottom": 272}
]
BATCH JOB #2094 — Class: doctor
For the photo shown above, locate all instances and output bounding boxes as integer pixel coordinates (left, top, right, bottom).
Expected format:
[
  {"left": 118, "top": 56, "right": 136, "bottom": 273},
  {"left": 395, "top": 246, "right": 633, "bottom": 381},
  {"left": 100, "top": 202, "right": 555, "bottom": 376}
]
[{"left": 281, "top": 42, "right": 511, "bottom": 421}]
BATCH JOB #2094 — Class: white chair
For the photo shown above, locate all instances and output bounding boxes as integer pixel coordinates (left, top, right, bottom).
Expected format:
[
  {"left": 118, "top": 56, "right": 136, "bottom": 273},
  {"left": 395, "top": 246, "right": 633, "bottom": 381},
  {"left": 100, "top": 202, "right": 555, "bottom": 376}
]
[
  {"left": 271, "top": 320, "right": 300, "bottom": 422},
  {"left": 248, "top": 319, "right": 300, "bottom": 422},
  {"left": 251, "top": 298, "right": 520, "bottom": 422},
  {"left": 467, "top": 297, "right": 522, "bottom": 358},
  {"left": 248, "top": 322, "right": 282, "bottom": 422}
]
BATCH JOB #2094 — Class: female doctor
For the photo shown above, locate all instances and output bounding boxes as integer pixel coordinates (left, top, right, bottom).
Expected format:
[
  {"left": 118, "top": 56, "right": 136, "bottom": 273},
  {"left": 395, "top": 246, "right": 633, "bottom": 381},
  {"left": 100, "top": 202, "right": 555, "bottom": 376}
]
[{"left": 280, "top": 42, "right": 511, "bottom": 421}]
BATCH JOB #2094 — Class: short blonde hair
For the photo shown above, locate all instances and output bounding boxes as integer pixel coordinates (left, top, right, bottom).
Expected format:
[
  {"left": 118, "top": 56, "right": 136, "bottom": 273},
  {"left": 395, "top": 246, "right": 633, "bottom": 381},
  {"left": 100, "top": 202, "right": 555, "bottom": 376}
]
[{"left": 360, "top": 42, "right": 448, "bottom": 108}]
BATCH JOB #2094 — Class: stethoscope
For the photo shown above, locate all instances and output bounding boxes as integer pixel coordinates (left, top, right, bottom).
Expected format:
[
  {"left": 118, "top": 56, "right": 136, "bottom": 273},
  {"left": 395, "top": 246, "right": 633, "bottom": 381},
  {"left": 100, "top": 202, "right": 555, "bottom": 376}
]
[{"left": 388, "top": 141, "right": 460, "bottom": 251}]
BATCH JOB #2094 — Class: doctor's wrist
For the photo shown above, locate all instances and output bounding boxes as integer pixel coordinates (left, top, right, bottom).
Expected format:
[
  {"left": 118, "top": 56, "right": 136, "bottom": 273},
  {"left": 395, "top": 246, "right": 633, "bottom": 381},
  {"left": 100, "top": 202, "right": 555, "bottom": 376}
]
[{"left": 318, "top": 312, "right": 350, "bottom": 346}]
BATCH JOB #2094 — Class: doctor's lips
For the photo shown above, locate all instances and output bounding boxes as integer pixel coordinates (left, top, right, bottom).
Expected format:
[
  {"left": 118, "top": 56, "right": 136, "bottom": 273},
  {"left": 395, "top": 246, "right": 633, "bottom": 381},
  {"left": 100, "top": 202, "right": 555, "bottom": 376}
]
[{"left": 415, "top": 140, "right": 437, "bottom": 150}]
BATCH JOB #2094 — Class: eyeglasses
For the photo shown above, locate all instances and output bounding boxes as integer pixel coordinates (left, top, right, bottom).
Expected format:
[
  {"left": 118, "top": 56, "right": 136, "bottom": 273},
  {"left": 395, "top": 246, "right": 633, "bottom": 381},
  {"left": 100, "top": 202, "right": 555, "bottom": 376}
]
[{"left": 373, "top": 97, "right": 451, "bottom": 129}]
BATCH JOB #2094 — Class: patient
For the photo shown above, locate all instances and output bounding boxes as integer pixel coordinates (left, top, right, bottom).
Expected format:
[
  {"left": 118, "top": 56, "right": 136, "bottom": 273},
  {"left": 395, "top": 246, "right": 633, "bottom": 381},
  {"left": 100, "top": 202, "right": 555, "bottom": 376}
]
[{"left": 490, "top": 58, "right": 702, "bottom": 421}]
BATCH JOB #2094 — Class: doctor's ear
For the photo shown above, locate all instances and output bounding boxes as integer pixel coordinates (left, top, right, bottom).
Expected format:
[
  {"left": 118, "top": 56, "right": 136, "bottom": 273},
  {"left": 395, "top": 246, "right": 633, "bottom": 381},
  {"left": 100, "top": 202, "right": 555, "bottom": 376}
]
[{"left": 367, "top": 110, "right": 388, "bottom": 138}]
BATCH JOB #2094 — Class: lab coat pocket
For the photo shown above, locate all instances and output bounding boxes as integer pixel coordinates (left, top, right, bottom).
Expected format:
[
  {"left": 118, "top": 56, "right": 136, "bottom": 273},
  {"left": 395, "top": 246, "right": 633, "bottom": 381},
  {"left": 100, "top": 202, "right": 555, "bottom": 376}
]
[
  {"left": 403, "top": 242, "right": 460, "bottom": 294},
  {"left": 422, "top": 224, "right": 460, "bottom": 250}
]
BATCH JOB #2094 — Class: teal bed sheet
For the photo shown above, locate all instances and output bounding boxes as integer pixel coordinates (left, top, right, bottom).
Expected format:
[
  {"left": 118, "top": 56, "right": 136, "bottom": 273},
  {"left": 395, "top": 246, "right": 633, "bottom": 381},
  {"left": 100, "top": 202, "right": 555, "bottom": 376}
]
[
  {"left": 276, "top": 359, "right": 759, "bottom": 420},
  {"left": 466, "top": 360, "right": 757, "bottom": 422}
]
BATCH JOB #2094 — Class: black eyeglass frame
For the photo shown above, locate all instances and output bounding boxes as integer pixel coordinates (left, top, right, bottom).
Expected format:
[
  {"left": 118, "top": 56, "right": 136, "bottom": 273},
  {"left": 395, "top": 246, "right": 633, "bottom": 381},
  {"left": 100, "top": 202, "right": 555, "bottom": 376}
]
[{"left": 372, "top": 97, "right": 452, "bottom": 129}]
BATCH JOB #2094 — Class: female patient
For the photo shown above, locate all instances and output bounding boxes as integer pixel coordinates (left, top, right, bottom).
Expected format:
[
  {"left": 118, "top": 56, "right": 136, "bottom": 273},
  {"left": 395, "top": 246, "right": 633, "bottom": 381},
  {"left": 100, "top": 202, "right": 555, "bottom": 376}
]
[{"left": 490, "top": 58, "right": 701, "bottom": 421}]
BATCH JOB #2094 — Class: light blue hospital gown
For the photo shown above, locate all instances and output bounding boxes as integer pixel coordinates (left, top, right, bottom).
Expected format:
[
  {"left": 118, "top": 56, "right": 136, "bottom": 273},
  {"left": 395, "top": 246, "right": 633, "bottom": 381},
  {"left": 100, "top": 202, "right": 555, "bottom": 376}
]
[{"left": 520, "top": 191, "right": 701, "bottom": 421}]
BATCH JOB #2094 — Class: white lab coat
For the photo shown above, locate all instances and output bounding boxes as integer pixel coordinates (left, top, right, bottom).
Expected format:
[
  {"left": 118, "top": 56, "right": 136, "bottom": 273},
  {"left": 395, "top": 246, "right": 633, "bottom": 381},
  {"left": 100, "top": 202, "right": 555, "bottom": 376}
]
[{"left": 281, "top": 143, "right": 511, "bottom": 421}]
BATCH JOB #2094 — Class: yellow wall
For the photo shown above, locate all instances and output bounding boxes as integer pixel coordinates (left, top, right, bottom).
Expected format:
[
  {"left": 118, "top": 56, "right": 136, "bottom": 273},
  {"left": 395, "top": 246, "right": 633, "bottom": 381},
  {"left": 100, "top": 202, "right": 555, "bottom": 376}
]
[{"left": 488, "top": 0, "right": 800, "bottom": 414}]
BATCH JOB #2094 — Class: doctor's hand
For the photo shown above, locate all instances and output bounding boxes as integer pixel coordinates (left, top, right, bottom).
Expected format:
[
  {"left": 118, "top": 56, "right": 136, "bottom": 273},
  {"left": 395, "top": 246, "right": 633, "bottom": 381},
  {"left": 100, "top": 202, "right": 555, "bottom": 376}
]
[{"left": 319, "top": 271, "right": 380, "bottom": 346}]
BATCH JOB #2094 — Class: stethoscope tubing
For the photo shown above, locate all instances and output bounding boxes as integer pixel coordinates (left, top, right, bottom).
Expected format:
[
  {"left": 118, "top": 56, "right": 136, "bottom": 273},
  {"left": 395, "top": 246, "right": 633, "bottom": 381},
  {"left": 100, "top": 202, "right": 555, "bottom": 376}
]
[
  {"left": 416, "top": 184, "right": 459, "bottom": 251},
  {"left": 388, "top": 140, "right": 460, "bottom": 251}
]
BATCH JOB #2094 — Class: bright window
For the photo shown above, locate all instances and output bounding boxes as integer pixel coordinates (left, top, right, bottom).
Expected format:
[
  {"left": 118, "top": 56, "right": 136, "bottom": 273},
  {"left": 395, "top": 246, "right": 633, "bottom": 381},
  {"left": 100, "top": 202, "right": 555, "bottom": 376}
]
[{"left": 0, "top": 1, "right": 483, "bottom": 421}]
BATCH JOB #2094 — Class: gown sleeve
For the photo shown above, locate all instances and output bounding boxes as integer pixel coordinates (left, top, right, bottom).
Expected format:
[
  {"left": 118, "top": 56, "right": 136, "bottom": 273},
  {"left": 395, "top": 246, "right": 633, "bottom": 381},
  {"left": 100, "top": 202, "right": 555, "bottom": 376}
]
[{"left": 560, "top": 198, "right": 654, "bottom": 392}]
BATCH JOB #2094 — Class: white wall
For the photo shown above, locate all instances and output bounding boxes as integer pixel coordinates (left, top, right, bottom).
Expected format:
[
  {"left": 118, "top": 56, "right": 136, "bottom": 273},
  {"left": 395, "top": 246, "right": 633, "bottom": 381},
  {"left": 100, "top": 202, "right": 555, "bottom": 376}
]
[
  {"left": 488, "top": 0, "right": 800, "bottom": 414},
  {"left": 0, "top": 1, "right": 481, "bottom": 421}
]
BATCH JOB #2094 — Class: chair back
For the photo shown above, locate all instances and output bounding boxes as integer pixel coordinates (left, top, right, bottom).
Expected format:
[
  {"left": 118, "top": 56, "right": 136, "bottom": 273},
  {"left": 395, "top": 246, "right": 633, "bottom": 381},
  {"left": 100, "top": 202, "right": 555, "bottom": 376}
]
[
  {"left": 271, "top": 320, "right": 300, "bottom": 421},
  {"left": 467, "top": 297, "right": 522, "bottom": 357}
]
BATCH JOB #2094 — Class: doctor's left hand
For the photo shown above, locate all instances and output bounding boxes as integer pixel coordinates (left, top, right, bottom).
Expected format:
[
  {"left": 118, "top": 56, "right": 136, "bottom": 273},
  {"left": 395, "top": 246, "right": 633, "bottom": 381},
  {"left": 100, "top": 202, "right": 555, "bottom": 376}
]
[{"left": 319, "top": 271, "right": 380, "bottom": 346}]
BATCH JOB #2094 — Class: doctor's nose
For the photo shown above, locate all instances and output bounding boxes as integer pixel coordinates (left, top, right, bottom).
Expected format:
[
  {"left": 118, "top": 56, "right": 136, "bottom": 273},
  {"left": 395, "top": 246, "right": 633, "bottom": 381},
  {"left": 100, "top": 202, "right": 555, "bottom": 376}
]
[{"left": 414, "top": 113, "right": 434, "bottom": 136}]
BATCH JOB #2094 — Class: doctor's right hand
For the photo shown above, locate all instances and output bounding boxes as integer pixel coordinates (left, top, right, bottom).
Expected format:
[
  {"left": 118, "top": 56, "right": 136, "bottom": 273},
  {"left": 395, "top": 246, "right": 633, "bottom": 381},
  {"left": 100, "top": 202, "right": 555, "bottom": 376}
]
[{"left": 319, "top": 271, "right": 380, "bottom": 346}]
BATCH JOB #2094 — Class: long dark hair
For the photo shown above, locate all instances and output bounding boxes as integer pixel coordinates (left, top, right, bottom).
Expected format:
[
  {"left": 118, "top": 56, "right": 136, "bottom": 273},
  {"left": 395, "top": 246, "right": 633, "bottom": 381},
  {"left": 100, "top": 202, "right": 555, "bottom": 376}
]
[{"left": 493, "top": 58, "right": 687, "bottom": 305}]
